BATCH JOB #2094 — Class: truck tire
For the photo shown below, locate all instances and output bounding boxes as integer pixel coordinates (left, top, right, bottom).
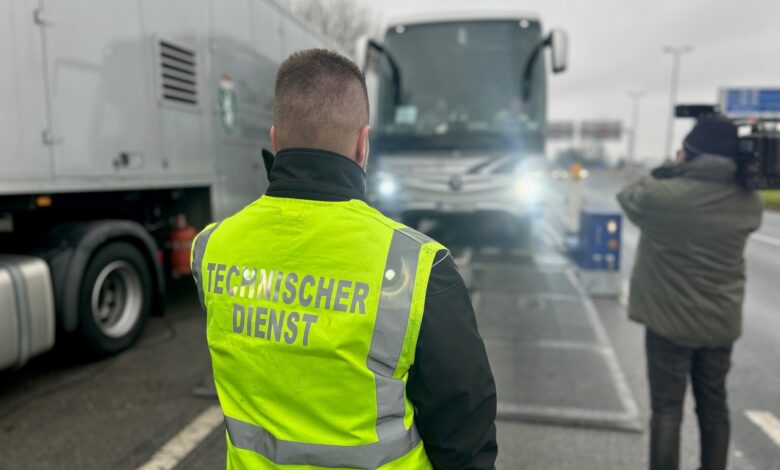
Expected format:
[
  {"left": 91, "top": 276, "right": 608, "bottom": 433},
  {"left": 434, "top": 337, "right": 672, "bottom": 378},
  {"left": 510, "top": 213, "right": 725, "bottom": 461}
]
[{"left": 77, "top": 241, "right": 151, "bottom": 356}]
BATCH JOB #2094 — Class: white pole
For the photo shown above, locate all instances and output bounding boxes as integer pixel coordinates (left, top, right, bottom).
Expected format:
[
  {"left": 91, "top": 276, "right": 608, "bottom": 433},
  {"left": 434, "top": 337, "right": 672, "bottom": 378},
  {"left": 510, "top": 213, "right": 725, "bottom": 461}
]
[
  {"left": 662, "top": 45, "right": 693, "bottom": 161},
  {"left": 627, "top": 90, "right": 645, "bottom": 177}
]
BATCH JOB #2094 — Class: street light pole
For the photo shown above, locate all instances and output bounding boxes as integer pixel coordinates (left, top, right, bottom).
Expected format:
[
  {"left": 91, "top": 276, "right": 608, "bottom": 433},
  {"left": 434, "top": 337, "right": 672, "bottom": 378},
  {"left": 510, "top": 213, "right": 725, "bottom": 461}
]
[
  {"left": 662, "top": 45, "right": 693, "bottom": 161},
  {"left": 627, "top": 90, "right": 645, "bottom": 173}
]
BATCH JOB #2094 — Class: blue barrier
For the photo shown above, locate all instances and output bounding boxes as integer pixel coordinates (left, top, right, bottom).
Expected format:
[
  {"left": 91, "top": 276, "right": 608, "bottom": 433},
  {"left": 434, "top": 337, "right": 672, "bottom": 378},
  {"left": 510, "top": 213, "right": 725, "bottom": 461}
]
[
  {"left": 564, "top": 207, "right": 623, "bottom": 297},
  {"left": 578, "top": 209, "right": 621, "bottom": 271}
]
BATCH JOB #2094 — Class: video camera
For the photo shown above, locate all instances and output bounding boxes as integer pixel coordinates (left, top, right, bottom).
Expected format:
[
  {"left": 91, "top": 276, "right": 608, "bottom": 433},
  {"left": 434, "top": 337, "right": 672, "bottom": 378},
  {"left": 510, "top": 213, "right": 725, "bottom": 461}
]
[{"left": 676, "top": 104, "right": 780, "bottom": 189}]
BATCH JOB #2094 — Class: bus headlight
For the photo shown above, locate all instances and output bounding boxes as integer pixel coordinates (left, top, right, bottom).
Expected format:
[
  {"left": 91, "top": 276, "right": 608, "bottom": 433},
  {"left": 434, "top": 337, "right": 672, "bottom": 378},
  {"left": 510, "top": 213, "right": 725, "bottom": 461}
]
[
  {"left": 514, "top": 177, "right": 543, "bottom": 203},
  {"left": 378, "top": 178, "right": 398, "bottom": 197}
]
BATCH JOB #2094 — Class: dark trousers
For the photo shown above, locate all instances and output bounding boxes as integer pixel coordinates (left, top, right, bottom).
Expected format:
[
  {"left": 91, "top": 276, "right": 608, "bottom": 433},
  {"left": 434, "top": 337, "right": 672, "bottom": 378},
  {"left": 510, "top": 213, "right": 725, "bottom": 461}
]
[{"left": 645, "top": 328, "right": 732, "bottom": 470}]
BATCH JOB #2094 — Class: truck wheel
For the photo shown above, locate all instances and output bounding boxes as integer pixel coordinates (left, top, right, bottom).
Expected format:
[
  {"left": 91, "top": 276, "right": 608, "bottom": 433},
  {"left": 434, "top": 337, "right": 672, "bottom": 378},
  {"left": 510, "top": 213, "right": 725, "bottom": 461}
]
[{"left": 77, "top": 241, "right": 151, "bottom": 356}]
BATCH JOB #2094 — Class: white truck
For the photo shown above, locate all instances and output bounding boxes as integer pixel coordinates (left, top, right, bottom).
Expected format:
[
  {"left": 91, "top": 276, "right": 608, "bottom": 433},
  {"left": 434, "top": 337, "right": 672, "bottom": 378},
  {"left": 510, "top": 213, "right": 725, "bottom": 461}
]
[
  {"left": 0, "top": 0, "right": 333, "bottom": 369},
  {"left": 357, "top": 10, "right": 568, "bottom": 239}
]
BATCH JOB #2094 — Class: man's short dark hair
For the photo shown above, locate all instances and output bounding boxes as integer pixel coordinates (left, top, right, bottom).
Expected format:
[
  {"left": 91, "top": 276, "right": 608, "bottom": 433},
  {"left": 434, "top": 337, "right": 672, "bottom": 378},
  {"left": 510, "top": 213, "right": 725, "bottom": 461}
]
[{"left": 273, "top": 49, "right": 369, "bottom": 154}]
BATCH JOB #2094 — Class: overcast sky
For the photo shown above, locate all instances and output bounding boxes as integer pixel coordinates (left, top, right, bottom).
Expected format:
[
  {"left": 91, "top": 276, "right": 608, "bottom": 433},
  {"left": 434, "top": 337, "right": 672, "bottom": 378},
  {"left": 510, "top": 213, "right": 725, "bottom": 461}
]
[{"left": 363, "top": 0, "right": 780, "bottom": 163}]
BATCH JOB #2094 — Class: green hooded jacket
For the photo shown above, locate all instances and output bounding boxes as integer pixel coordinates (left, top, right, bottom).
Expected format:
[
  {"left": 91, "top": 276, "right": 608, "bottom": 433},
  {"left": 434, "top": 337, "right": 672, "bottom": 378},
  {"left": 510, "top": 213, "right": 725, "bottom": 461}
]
[{"left": 617, "top": 155, "right": 763, "bottom": 347}]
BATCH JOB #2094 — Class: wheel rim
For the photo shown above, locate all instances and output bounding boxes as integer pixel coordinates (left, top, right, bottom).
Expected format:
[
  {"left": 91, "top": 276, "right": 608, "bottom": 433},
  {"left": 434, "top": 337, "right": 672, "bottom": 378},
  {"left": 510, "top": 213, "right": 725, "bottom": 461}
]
[{"left": 90, "top": 260, "right": 143, "bottom": 338}]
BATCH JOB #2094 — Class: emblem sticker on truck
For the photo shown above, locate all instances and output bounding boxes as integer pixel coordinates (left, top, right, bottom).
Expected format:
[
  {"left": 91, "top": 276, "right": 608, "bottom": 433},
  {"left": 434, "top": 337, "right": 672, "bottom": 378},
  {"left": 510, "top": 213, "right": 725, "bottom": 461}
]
[{"left": 218, "top": 75, "right": 238, "bottom": 135}]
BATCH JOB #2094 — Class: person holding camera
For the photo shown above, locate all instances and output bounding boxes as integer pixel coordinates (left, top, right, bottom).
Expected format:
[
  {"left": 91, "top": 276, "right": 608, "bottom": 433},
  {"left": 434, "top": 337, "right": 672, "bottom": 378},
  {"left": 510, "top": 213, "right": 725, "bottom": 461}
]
[{"left": 617, "top": 116, "right": 763, "bottom": 470}]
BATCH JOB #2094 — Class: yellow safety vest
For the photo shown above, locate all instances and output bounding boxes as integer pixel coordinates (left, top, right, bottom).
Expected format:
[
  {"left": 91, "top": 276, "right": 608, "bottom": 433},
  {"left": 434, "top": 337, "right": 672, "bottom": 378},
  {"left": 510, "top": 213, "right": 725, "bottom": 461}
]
[{"left": 191, "top": 195, "right": 444, "bottom": 469}]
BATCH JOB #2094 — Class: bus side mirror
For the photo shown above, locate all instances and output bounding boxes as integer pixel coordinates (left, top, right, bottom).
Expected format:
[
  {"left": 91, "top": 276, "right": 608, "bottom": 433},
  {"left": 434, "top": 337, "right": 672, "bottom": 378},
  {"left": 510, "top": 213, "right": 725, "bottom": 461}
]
[{"left": 548, "top": 29, "right": 568, "bottom": 74}]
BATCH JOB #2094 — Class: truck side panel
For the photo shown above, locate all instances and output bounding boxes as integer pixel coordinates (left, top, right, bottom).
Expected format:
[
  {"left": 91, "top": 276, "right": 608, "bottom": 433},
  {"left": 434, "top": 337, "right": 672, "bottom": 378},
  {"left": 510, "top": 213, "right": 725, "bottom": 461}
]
[
  {"left": 41, "top": 0, "right": 157, "bottom": 179},
  {"left": 208, "top": 0, "right": 283, "bottom": 220},
  {"left": 282, "top": 16, "right": 329, "bottom": 55},
  {"left": 0, "top": 0, "right": 51, "bottom": 182},
  {"left": 141, "top": 0, "right": 212, "bottom": 178},
  {"left": 1, "top": 0, "right": 337, "bottom": 201}
]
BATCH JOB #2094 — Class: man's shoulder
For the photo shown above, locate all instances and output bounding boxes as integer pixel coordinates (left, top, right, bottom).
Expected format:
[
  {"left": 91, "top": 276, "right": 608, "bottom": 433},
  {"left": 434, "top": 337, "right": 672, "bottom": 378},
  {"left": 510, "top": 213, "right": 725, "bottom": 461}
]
[
  {"left": 361, "top": 213, "right": 454, "bottom": 289},
  {"left": 426, "top": 250, "right": 462, "bottom": 296},
  {"left": 394, "top": 225, "right": 444, "bottom": 247},
  {"left": 355, "top": 204, "right": 450, "bottom": 249},
  {"left": 196, "top": 197, "right": 266, "bottom": 242}
]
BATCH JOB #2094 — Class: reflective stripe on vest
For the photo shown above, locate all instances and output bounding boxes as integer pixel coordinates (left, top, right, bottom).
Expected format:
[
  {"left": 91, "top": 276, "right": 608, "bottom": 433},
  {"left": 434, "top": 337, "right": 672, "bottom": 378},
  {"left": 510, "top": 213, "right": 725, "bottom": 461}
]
[
  {"left": 369, "top": 229, "right": 420, "bottom": 439},
  {"left": 191, "top": 222, "right": 220, "bottom": 312},
  {"left": 225, "top": 415, "right": 421, "bottom": 469},
  {"left": 222, "top": 228, "right": 425, "bottom": 467}
]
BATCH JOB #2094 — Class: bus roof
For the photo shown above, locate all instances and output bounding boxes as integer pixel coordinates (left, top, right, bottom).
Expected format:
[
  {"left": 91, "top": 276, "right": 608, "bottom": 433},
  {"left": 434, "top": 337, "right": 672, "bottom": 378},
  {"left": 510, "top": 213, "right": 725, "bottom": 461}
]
[{"left": 381, "top": 9, "right": 541, "bottom": 30}]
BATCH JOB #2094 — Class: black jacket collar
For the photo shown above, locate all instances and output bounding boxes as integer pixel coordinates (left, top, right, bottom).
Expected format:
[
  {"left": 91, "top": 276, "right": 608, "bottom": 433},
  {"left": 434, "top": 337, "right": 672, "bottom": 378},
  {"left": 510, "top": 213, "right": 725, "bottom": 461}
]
[{"left": 265, "top": 148, "right": 367, "bottom": 202}]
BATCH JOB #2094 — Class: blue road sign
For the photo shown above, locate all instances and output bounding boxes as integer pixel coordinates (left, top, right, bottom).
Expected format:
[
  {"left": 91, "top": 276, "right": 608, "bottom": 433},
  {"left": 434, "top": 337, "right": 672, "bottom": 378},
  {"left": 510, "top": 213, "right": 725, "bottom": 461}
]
[{"left": 720, "top": 88, "right": 780, "bottom": 118}]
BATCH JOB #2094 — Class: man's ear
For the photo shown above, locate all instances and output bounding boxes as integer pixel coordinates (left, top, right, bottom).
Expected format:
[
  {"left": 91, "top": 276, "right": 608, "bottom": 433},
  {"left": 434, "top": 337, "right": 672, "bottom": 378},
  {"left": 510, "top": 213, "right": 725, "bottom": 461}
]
[
  {"left": 354, "top": 125, "right": 371, "bottom": 170},
  {"left": 270, "top": 126, "right": 280, "bottom": 153}
]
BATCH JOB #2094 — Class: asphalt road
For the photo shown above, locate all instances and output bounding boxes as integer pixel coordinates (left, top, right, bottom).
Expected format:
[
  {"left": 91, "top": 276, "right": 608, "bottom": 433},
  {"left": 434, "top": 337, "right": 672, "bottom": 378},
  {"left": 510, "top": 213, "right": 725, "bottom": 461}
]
[{"left": 0, "top": 173, "right": 778, "bottom": 469}]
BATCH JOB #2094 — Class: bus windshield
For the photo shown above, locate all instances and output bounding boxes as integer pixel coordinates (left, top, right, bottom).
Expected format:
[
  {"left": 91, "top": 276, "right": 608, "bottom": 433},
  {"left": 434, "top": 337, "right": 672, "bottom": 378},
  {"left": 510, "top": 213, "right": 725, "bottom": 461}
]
[{"left": 375, "top": 20, "right": 547, "bottom": 153}]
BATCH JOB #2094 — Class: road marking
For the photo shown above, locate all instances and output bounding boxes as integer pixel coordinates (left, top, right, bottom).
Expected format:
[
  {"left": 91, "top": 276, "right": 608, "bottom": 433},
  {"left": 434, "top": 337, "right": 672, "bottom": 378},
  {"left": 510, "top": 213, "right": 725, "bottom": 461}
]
[
  {"left": 548, "top": 205, "right": 569, "bottom": 229},
  {"left": 619, "top": 280, "right": 630, "bottom": 307},
  {"left": 745, "top": 410, "right": 780, "bottom": 447},
  {"left": 137, "top": 405, "right": 223, "bottom": 470},
  {"left": 541, "top": 220, "right": 564, "bottom": 248},
  {"left": 751, "top": 232, "right": 780, "bottom": 249},
  {"left": 563, "top": 269, "right": 642, "bottom": 429}
]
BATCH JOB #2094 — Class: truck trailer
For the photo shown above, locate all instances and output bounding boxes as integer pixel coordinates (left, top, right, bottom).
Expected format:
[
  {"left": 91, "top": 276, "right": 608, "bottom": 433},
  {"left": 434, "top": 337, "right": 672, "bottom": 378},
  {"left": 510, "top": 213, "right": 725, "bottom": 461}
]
[
  {"left": 0, "top": 0, "right": 333, "bottom": 369},
  {"left": 357, "top": 10, "right": 568, "bottom": 238}
]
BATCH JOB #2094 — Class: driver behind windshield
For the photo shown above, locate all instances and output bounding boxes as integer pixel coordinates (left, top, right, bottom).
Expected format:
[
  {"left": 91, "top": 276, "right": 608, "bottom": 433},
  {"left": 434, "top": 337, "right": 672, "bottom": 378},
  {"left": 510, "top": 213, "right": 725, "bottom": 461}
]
[
  {"left": 493, "top": 96, "right": 540, "bottom": 134},
  {"left": 420, "top": 97, "right": 451, "bottom": 134}
]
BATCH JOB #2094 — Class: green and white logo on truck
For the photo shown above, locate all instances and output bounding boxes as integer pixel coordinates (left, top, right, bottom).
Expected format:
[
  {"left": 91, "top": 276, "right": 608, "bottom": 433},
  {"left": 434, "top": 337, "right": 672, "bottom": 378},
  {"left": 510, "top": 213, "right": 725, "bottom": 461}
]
[{"left": 218, "top": 75, "right": 238, "bottom": 135}]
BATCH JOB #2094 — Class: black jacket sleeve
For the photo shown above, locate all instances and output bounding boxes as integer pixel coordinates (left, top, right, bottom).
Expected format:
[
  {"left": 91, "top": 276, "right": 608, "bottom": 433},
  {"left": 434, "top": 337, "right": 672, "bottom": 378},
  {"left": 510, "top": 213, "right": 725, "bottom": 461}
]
[{"left": 407, "top": 250, "right": 498, "bottom": 470}]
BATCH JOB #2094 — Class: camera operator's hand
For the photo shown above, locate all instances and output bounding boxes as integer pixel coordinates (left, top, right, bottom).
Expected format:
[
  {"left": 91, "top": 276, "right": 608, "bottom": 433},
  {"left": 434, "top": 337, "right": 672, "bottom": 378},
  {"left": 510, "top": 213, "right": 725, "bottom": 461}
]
[
  {"left": 651, "top": 162, "right": 676, "bottom": 179},
  {"left": 651, "top": 149, "right": 688, "bottom": 179}
]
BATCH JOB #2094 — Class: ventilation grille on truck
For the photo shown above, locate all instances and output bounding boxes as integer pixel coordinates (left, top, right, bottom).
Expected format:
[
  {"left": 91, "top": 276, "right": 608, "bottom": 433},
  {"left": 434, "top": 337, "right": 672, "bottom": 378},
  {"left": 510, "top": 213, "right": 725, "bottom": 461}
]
[{"left": 159, "top": 40, "right": 197, "bottom": 106}]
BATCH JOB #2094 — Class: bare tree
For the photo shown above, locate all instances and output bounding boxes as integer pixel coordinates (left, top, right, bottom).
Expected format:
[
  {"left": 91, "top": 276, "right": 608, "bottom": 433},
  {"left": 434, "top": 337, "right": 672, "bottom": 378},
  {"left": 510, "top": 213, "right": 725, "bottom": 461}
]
[{"left": 281, "top": 0, "right": 376, "bottom": 56}]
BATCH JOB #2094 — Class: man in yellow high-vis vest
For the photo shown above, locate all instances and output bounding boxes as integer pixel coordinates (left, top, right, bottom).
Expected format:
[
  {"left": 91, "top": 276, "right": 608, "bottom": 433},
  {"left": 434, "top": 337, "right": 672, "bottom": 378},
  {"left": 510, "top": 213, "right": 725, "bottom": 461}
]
[{"left": 192, "top": 49, "right": 497, "bottom": 469}]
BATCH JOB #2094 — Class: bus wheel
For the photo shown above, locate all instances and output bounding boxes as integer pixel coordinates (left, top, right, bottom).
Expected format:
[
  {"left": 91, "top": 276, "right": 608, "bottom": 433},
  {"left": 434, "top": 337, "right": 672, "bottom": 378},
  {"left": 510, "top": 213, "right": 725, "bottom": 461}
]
[{"left": 77, "top": 241, "right": 151, "bottom": 356}]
